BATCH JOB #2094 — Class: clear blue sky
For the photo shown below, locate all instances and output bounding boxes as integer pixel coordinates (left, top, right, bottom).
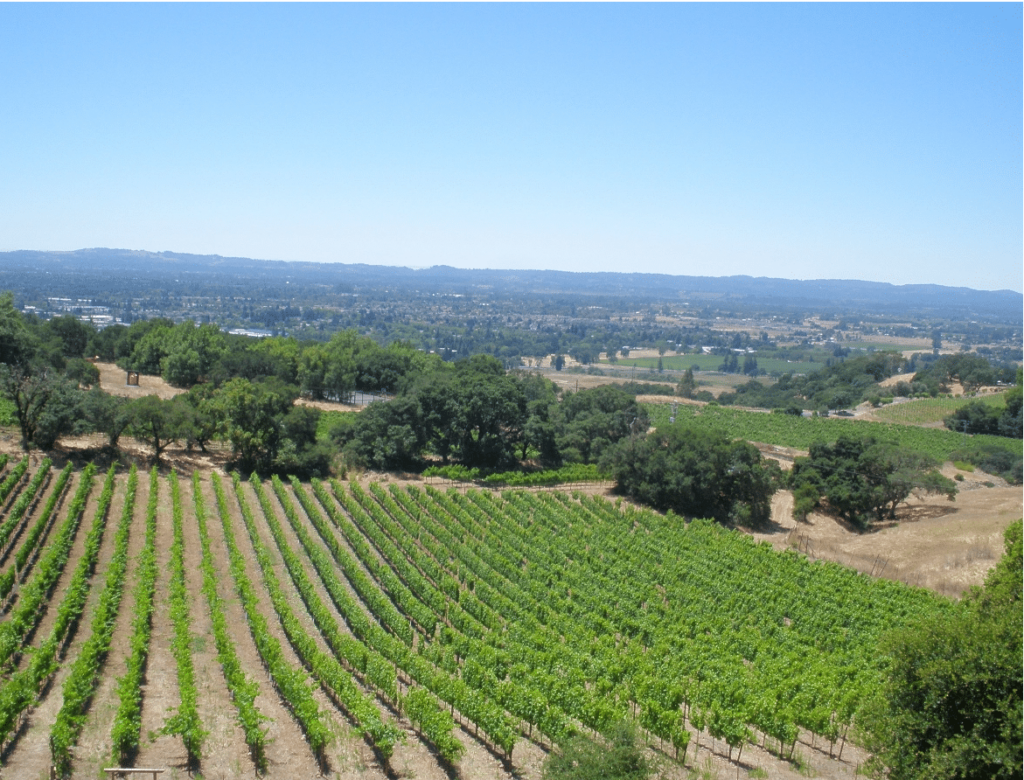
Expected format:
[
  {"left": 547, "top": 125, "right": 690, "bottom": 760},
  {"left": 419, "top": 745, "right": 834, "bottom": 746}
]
[{"left": 1, "top": 3, "right": 1020, "bottom": 292}]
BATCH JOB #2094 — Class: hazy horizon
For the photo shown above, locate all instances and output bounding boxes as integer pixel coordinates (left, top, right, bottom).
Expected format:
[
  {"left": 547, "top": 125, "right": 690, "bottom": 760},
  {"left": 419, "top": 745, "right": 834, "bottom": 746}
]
[{"left": 8, "top": 246, "right": 1024, "bottom": 299}]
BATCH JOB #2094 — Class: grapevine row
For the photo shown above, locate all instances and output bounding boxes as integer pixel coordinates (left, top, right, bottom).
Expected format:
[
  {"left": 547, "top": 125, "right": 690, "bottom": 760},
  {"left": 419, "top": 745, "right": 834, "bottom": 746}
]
[
  {"left": 249, "top": 475, "right": 405, "bottom": 758},
  {"left": 644, "top": 402, "right": 1020, "bottom": 461},
  {"left": 110, "top": 466, "right": 159, "bottom": 763},
  {"left": 0, "top": 464, "right": 113, "bottom": 751},
  {"left": 494, "top": 488, "right": 797, "bottom": 754},
  {"left": 0, "top": 458, "right": 52, "bottom": 555},
  {"left": 261, "top": 479, "right": 400, "bottom": 703},
  {"left": 192, "top": 472, "right": 269, "bottom": 769},
  {"left": 385, "top": 483, "right": 589, "bottom": 732},
  {"left": 239, "top": 472, "right": 404, "bottom": 759},
  {"left": 314, "top": 480, "right": 576, "bottom": 749},
  {"left": 276, "top": 474, "right": 517, "bottom": 760},
  {"left": 50, "top": 465, "right": 139, "bottom": 776},
  {"left": 367, "top": 483, "right": 502, "bottom": 633},
  {"left": 358, "top": 484, "right": 592, "bottom": 744},
  {"left": 0, "top": 457, "right": 28, "bottom": 505},
  {"left": 0, "top": 461, "right": 72, "bottom": 605},
  {"left": 214, "top": 472, "right": 332, "bottom": 759},
  {"left": 422, "top": 487, "right": 770, "bottom": 754},
  {"left": 161, "top": 471, "right": 206, "bottom": 764},
  {"left": 287, "top": 478, "right": 494, "bottom": 760},
  {"left": 303, "top": 480, "right": 415, "bottom": 646},
  {"left": 0, "top": 464, "right": 98, "bottom": 670},
  {"left": 382, "top": 485, "right": 614, "bottom": 740},
  {"left": 291, "top": 475, "right": 518, "bottom": 758},
  {"left": 343, "top": 481, "right": 487, "bottom": 637},
  {"left": 334, "top": 482, "right": 443, "bottom": 636},
  {"left": 0, "top": 464, "right": 957, "bottom": 772},
  {"left": 400, "top": 486, "right": 533, "bottom": 626},
  {"left": 474, "top": 487, "right": 930, "bottom": 757},
  {"left": 442, "top": 495, "right": 633, "bottom": 740}
]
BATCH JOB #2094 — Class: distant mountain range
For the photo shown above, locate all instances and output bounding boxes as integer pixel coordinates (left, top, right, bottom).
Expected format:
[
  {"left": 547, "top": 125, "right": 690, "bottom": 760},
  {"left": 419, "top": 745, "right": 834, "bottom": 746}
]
[{"left": 3, "top": 248, "right": 1021, "bottom": 321}]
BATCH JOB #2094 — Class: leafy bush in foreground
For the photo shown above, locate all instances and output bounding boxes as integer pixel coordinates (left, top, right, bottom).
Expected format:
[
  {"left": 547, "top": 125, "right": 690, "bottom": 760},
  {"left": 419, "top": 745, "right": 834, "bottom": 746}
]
[{"left": 859, "top": 520, "right": 1022, "bottom": 780}]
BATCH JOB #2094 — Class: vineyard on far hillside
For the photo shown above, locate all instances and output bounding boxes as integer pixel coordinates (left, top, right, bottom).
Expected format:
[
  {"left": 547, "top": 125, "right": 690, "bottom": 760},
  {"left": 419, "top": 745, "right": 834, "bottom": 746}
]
[
  {"left": 645, "top": 402, "right": 1022, "bottom": 462},
  {"left": 868, "top": 393, "right": 1006, "bottom": 426},
  {"left": 0, "top": 459, "right": 958, "bottom": 778}
]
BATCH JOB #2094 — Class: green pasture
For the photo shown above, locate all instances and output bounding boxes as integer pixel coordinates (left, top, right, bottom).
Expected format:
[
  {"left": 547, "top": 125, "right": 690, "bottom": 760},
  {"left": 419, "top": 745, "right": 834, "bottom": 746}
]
[{"left": 643, "top": 402, "right": 1022, "bottom": 463}]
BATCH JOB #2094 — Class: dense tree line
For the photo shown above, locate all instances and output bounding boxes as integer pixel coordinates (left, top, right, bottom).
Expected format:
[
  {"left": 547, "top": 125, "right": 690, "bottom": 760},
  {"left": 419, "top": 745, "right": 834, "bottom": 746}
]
[
  {"left": 1, "top": 295, "right": 649, "bottom": 478},
  {"left": 331, "top": 359, "right": 647, "bottom": 473},
  {"left": 944, "top": 396, "right": 1022, "bottom": 439},
  {"left": 0, "top": 296, "right": 331, "bottom": 474},
  {"left": 2, "top": 289, "right": 1019, "bottom": 506}
]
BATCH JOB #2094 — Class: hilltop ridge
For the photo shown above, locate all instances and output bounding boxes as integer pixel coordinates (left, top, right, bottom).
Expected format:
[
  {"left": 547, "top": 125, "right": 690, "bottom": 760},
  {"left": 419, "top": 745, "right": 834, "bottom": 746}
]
[{"left": 3, "top": 247, "right": 1021, "bottom": 320}]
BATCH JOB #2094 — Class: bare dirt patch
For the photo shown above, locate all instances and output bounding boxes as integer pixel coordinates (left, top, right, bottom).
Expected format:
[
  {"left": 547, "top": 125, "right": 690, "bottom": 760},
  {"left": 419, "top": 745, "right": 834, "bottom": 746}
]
[
  {"left": 295, "top": 397, "right": 364, "bottom": 413},
  {"left": 756, "top": 478, "right": 1021, "bottom": 598},
  {"left": 94, "top": 362, "right": 184, "bottom": 401},
  {"left": 539, "top": 367, "right": 754, "bottom": 399},
  {"left": 534, "top": 370, "right": 658, "bottom": 394},
  {"left": 876, "top": 372, "right": 917, "bottom": 389}
]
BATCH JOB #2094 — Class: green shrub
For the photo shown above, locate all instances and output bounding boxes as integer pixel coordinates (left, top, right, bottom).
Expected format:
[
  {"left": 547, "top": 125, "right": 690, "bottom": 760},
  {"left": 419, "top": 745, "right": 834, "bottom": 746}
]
[
  {"left": 543, "top": 721, "right": 649, "bottom": 780},
  {"left": 0, "top": 397, "right": 17, "bottom": 426},
  {"left": 859, "top": 520, "right": 1022, "bottom": 780}
]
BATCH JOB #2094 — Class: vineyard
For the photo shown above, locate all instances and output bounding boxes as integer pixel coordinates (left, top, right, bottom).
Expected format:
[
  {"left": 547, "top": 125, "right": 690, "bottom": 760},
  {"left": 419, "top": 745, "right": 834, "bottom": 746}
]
[
  {"left": 0, "top": 457, "right": 957, "bottom": 778},
  {"left": 644, "top": 402, "right": 1022, "bottom": 462},
  {"left": 867, "top": 393, "right": 1006, "bottom": 426}
]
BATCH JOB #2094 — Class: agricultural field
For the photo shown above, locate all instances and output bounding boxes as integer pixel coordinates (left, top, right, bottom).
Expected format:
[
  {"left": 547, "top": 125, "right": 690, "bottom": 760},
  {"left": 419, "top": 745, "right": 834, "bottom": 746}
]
[
  {"left": 866, "top": 392, "right": 1006, "bottom": 427},
  {"left": 844, "top": 341, "right": 929, "bottom": 354},
  {"left": 0, "top": 456, "right": 964, "bottom": 779},
  {"left": 644, "top": 402, "right": 1022, "bottom": 463},
  {"left": 600, "top": 354, "right": 823, "bottom": 375}
]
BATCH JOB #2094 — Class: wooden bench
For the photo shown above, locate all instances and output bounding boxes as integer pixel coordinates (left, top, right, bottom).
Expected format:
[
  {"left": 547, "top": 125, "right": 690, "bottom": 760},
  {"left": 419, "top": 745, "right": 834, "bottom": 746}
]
[{"left": 102, "top": 770, "right": 164, "bottom": 780}]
